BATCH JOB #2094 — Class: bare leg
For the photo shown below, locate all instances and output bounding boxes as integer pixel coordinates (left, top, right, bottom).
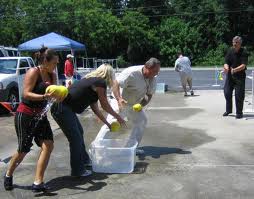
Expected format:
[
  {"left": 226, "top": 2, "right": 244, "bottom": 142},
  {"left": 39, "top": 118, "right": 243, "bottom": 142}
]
[
  {"left": 6, "top": 152, "right": 27, "bottom": 176},
  {"left": 34, "top": 140, "right": 54, "bottom": 183}
]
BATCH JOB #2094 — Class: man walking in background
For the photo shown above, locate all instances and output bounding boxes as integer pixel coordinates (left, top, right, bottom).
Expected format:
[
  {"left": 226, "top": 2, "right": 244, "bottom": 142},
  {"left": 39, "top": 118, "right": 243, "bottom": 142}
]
[
  {"left": 174, "top": 52, "right": 194, "bottom": 97},
  {"left": 64, "top": 54, "right": 74, "bottom": 88},
  {"left": 223, "top": 36, "right": 248, "bottom": 119}
]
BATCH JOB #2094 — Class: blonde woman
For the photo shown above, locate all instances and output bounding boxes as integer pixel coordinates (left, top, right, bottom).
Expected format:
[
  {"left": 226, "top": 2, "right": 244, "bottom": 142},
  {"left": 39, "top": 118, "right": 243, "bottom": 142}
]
[{"left": 51, "top": 64, "right": 125, "bottom": 177}]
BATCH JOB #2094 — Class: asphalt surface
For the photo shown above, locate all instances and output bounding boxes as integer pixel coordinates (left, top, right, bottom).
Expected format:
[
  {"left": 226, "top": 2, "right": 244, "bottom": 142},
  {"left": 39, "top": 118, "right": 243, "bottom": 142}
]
[
  {"left": 156, "top": 68, "right": 254, "bottom": 91},
  {"left": 78, "top": 67, "right": 254, "bottom": 91},
  {"left": 1, "top": 88, "right": 254, "bottom": 198}
]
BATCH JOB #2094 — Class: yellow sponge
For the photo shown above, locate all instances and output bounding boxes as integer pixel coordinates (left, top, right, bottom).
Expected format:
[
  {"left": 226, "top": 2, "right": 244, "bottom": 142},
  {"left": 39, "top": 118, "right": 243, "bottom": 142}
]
[
  {"left": 132, "top": 103, "right": 142, "bottom": 112},
  {"left": 110, "top": 121, "right": 121, "bottom": 132},
  {"left": 45, "top": 85, "right": 68, "bottom": 98}
]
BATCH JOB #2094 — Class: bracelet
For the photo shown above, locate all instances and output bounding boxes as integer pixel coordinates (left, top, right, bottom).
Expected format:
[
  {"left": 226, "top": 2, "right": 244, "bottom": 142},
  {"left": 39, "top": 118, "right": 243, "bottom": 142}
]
[{"left": 42, "top": 94, "right": 45, "bottom": 100}]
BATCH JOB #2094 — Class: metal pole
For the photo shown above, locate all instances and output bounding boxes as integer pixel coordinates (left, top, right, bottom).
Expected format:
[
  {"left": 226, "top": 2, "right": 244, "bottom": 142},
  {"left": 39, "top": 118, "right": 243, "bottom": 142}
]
[
  {"left": 252, "top": 70, "right": 254, "bottom": 111},
  {"left": 215, "top": 66, "right": 218, "bottom": 85},
  {"left": 212, "top": 66, "right": 220, "bottom": 87}
]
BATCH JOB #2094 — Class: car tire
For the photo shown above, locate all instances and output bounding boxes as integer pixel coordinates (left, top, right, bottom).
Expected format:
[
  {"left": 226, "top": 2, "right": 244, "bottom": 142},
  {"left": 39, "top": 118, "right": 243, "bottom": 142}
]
[{"left": 8, "top": 89, "right": 19, "bottom": 111}]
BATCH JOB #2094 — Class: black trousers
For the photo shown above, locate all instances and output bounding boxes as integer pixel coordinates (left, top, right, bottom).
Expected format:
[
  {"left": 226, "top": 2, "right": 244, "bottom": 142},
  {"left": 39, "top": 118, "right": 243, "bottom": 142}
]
[{"left": 224, "top": 76, "right": 245, "bottom": 114}]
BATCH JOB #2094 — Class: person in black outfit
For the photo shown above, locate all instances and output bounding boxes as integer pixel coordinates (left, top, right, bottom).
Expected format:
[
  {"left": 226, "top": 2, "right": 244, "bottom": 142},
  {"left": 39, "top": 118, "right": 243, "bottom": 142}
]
[
  {"left": 51, "top": 64, "right": 126, "bottom": 177},
  {"left": 223, "top": 36, "right": 248, "bottom": 119},
  {"left": 4, "top": 47, "right": 62, "bottom": 192}
]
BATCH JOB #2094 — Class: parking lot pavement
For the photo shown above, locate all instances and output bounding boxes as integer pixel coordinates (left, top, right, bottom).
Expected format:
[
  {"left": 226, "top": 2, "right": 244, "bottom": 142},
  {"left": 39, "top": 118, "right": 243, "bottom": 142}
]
[{"left": 1, "top": 90, "right": 254, "bottom": 199}]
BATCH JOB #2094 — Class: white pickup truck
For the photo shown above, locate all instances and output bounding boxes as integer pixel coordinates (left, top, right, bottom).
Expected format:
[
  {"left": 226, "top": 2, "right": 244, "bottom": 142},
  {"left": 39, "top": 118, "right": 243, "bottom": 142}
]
[{"left": 0, "top": 57, "right": 35, "bottom": 111}]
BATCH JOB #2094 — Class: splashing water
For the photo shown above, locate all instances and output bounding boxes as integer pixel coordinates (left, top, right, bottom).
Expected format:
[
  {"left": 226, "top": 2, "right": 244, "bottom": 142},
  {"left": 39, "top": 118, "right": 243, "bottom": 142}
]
[{"left": 33, "top": 99, "right": 55, "bottom": 128}]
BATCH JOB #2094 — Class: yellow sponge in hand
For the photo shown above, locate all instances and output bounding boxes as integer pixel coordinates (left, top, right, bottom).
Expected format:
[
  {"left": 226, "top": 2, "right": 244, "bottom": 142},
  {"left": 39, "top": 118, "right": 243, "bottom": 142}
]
[
  {"left": 110, "top": 121, "right": 121, "bottom": 132},
  {"left": 132, "top": 103, "right": 142, "bottom": 112},
  {"left": 45, "top": 85, "right": 68, "bottom": 98}
]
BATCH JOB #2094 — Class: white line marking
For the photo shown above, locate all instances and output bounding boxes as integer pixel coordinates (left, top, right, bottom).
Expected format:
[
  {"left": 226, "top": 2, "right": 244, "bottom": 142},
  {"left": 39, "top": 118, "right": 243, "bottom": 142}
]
[{"left": 167, "top": 164, "right": 254, "bottom": 167}]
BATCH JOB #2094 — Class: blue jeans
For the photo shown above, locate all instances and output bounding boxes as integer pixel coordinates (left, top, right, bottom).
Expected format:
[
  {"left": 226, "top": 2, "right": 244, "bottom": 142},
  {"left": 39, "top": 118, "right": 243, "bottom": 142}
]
[{"left": 51, "top": 103, "right": 90, "bottom": 176}]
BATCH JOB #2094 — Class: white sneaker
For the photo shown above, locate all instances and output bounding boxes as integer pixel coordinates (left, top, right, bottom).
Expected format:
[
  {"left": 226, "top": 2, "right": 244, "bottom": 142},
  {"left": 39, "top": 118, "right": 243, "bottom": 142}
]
[
  {"left": 80, "top": 170, "right": 92, "bottom": 177},
  {"left": 136, "top": 149, "right": 145, "bottom": 155},
  {"left": 72, "top": 170, "right": 92, "bottom": 177}
]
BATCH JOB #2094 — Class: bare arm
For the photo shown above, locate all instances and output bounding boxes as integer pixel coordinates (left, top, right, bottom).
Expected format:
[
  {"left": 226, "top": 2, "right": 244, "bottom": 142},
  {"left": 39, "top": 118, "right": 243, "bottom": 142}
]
[
  {"left": 174, "top": 63, "right": 179, "bottom": 72},
  {"left": 90, "top": 102, "right": 111, "bottom": 129},
  {"left": 231, "top": 64, "right": 246, "bottom": 74},
  {"left": 23, "top": 68, "right": 46, "bottom": 101},
  {"left": 140, "top": 94, "right": 153, "bottom": 107},
  {"left": 223, "top": 64, "right": 229, "bottom": 74},
  {"left": 96, "top": 87, "right": 126, "bottom": 126},
  {"left": 23, "top": 68, "right": 61, "bottom": 101},
  {"left": 112, "top": 80, "right": 127, "bottom": 108}
]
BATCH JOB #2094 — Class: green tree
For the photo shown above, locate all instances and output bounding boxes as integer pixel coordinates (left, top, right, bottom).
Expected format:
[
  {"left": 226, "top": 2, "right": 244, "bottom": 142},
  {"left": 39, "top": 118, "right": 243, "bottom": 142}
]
[
  {"left": 0, "top": 0, "right": 24, "bottom": 46},
  {"left": 121, "top": 11, "right": 158, "bottom": 64},
  {"left": 171, "top": 0, "right": 229, "bottom": 49},
  {"left": 125, "top": 0, "right": 173, "bottom": 25},
  {"left": 158, "top": 17, "right": 202, "bottom": 67},
  {"left": 223, "top": 0, "right": 254, "bottom": 46},
  {"left": 72, "top": 0, "right": 123, "bottom": 58}
]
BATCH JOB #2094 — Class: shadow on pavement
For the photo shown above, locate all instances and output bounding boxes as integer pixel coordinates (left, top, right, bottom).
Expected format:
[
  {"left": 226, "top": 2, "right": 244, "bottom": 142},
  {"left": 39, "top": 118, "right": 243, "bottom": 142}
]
[
  {"left": 14, "top": 173, "right": 108, "bottom": 197},
  {"left": 137, "top": 146, "right": 191, "bottom": 160},
  {"left": 133, "top": 162, "right": 149, "bottom": 174},
  {"left": 0, "top": 156, "right": 12, "bottom": 164},
  {"left": 47, "top": 173, "right": 108, "bottom": 192}
]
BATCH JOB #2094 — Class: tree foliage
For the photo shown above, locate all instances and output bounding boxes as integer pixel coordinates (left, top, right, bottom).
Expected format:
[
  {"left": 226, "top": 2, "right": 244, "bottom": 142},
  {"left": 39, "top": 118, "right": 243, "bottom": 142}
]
[
  {"left": 0, "top": 0, "right": 253, "bottom": 67},
  {"left": 158, "top": 17, "right": 201, "bottom": 66}
]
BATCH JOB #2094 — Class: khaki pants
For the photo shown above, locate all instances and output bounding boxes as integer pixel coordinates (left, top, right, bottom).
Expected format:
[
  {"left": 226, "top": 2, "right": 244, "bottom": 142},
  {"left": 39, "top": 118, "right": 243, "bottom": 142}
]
[
  {"left": 107, "top": 98, "right": 147, "bottom": 146},
  {"left": 180, "top": 73, "right": 193, "bottom": 93}
]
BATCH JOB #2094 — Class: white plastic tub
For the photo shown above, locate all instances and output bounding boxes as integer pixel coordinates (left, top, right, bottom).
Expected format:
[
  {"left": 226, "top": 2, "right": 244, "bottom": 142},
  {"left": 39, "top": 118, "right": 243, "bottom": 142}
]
[{"left": 90, "top": 138, "right": 138, "bottom": 173}]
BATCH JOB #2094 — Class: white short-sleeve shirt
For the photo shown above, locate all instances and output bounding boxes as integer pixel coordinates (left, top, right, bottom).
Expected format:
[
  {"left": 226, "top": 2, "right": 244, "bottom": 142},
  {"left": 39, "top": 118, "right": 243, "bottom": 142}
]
[
  {"left": 116, "top": 65, "right": 156, "bottom": 105},
  {"left": 174, "top": 56, "right": 192, "bottom": 76}
]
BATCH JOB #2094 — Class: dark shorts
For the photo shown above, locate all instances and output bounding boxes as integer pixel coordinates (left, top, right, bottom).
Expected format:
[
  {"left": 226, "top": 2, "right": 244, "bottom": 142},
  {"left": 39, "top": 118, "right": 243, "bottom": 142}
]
[{"left": 14, "top": 112, "right": 54, "bottom": 153}]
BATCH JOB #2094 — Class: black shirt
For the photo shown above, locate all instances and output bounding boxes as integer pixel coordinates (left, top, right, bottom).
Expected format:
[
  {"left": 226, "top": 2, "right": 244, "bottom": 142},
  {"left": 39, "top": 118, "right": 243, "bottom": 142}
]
[
  {"left": 225, "top": 47, "right": 248, "bottom": 78},
  {"left": 63, "top": 77, "right": 107, "bottom": 113}
]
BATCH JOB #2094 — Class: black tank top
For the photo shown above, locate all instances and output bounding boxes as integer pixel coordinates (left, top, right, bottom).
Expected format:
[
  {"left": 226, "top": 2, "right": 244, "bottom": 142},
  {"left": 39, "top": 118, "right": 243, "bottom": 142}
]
[
  {"left": 22, "top": 67, "right": 52, "bottom": 109},
  {"left": 63, "top": 77, "right": 107, "bottom": 113}
]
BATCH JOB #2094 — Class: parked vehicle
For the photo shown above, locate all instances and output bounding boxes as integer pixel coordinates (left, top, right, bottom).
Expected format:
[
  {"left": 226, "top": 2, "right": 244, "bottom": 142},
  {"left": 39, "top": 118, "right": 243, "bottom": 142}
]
[
  {"left": 0, "top": 57, "right": 35, "bottom": 111},
  {"left": 0, "top": 46, "right": 21, "bottom": 57}
]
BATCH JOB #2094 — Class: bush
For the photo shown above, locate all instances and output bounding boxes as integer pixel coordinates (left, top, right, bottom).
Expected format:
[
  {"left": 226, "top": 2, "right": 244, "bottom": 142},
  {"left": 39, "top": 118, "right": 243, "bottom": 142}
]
[
  {"left": 117, "top": 55, "right": 128, "bottom": 68},
  {"left": 248, "top": 51, "right": 254, "bottom": 66},
  {"left": 196, "top": 43, "right": 229, "bottom": 66}
]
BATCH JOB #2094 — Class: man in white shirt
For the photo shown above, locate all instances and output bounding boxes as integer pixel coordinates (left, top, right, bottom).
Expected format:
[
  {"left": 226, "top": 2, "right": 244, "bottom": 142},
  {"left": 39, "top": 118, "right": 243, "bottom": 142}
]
[
  {"left": 174, "top": 53, "right": 194, "bottom": 96},
  {"left": 112, "top": 58, "right": 160, "bottom": 154}
]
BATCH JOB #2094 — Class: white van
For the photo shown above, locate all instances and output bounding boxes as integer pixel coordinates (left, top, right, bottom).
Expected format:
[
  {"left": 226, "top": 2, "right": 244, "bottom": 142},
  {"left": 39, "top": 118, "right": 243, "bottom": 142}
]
[{"left": 0, "top": 46, "right": 21, "bottom": 57}]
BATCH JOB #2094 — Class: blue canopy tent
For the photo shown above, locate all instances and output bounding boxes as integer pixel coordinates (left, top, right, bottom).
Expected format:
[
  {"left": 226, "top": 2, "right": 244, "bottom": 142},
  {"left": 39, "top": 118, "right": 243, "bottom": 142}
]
[
  {"left": 18, "top": 32, "right": 85, "bottom": 51},
  {"left": 18, "top": 32, "right": 86, "bottom": 84}
]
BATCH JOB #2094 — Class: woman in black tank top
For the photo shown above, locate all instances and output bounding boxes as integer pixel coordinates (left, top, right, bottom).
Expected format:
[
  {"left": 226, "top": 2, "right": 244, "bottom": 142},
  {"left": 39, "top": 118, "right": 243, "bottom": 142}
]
[
  {"left": 51, "top": 64, "right": 126, "bottom": 177},
  {"left": 4, "top": 47, "right": 62, "bottom": 192}
]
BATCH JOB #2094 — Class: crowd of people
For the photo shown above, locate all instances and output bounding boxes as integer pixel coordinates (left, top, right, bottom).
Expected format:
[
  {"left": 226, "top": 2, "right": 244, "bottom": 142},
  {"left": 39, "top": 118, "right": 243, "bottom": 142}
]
[{"left": 3, "top": 35, "right": 249, "bottom": 192}]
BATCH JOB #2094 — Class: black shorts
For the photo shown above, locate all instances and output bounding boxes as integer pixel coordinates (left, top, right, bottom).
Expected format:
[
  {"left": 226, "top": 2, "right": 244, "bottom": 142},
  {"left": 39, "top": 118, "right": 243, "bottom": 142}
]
[{"left": 14, "top": 112, "right": 54, "bottom": 153}]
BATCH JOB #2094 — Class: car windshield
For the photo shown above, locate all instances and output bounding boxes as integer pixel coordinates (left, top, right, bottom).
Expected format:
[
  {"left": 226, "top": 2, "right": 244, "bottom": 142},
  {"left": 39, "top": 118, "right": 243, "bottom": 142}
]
[{"left": 0, "top": 59, "right": 18, "bottom": 74}]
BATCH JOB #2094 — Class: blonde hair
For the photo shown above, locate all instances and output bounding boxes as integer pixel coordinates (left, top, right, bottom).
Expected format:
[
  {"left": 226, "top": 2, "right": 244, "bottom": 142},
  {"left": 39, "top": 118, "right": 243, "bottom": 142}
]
[{"left": 85, "top": 64, "right": 115, "bottom": 87}]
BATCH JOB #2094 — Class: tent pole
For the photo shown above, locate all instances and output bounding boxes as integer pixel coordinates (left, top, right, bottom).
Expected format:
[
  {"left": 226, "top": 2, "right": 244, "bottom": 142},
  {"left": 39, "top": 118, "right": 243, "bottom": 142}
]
[{"left": 71, "top": 49, "right": 77, "bottom": 79}]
